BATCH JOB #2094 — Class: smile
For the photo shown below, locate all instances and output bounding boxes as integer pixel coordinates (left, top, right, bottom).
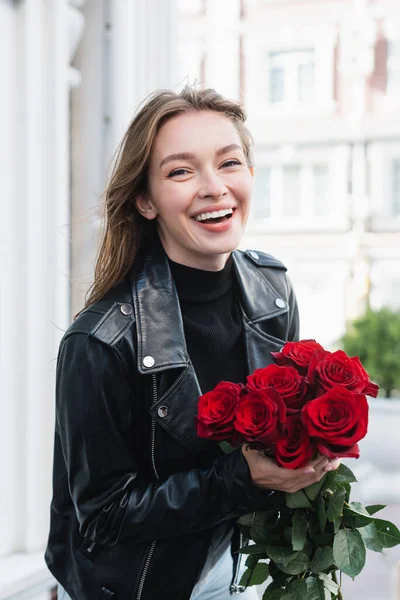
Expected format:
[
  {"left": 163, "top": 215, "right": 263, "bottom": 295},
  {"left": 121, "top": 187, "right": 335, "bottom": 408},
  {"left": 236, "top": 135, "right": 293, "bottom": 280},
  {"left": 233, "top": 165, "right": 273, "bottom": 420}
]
[{"left": 193, "top": 208, "right": 234, "bottom": 223}]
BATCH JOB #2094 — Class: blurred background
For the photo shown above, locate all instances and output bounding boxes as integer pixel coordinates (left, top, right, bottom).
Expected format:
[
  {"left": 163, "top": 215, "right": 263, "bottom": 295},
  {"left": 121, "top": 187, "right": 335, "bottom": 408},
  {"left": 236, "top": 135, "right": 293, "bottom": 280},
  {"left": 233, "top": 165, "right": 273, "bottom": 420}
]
[{"left": 0, "top": 0, "right": 399, "bottom": 598}]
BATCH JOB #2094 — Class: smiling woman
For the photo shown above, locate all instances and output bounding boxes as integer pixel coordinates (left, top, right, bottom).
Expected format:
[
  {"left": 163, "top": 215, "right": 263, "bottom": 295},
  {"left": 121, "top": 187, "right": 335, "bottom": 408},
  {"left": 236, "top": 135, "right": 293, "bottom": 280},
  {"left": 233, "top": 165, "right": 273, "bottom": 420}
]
[{"left": 45, "top": 86, "right": 337, "bottom": 600}]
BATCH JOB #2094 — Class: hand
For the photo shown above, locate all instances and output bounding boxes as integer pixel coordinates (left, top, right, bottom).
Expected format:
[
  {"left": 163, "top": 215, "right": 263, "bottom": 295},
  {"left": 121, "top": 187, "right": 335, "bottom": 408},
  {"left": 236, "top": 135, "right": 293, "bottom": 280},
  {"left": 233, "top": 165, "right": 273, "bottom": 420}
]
[{"left": 242, "top": 446, "right": 341, "bottom": 494}]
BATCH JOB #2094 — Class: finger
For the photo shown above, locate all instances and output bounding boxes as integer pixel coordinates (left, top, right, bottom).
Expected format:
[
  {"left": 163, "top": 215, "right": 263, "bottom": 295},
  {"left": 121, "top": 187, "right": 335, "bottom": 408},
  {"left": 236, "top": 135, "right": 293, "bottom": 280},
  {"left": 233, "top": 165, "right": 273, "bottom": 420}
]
[
  {"left": 314, "top": 458, "right": 329, "bottom": 474},
  {"left": 324, "top": 459, "right": 342, "bottom": 471},
  {"left": 310, "top": 455, "right": 329, "bottom": 468}
]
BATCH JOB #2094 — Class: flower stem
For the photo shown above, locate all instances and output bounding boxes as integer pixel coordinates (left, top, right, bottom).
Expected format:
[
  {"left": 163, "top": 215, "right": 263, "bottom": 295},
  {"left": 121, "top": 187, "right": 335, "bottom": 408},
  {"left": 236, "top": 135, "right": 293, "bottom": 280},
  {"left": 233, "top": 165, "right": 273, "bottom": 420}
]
[{"left": 332, "top": 570, "right": 343, "bottom": 600}]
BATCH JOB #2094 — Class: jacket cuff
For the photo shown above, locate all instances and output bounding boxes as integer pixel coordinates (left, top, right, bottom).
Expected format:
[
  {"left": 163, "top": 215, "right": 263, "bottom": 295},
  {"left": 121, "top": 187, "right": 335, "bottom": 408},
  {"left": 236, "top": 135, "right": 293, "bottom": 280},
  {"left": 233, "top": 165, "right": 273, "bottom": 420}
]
[{"left": 216, "top": 448, "right": 275, "bottom": 514}]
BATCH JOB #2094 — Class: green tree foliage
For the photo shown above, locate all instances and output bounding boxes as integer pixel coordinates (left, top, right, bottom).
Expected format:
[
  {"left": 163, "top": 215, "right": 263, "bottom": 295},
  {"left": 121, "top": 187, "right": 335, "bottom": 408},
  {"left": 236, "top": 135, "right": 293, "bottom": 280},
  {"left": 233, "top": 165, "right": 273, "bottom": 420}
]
[{"left": 340, "top": 308, "right": 400, "bottom": 398}]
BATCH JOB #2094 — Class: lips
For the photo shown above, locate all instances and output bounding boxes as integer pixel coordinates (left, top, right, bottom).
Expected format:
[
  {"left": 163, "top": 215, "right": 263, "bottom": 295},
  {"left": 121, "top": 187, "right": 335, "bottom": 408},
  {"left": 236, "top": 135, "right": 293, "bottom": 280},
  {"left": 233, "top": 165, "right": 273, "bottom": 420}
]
[{"left": 191, "top": 208, "right": 237, "bottom": 233}]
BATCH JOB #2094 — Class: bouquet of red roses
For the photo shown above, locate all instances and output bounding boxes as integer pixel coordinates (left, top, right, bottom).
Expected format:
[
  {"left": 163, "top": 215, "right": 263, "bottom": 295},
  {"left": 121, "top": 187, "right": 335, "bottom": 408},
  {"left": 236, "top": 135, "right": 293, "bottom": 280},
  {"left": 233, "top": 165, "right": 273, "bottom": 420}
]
[{"left": 196, "top": 340, "right": 400, "bottom": 600}]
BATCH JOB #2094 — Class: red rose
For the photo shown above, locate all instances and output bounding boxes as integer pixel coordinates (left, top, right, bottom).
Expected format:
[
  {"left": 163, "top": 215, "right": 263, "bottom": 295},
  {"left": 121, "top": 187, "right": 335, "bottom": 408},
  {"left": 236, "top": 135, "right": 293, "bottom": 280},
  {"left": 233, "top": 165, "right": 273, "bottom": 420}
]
[
  {"left": 301, "top": 386, "right": 369, "bottom": 459},
  {"left": 233, "top": 388, "right": 286, "bottom": 446},
  {"left": 307, "top": 350, "right": 379, "bottom": 397},
  {"left": 275, "top": 415, "right": 315, "bottom": 469},
  {"left": 271, "top": 340, "right": 325, "bottom": 375},
  {"left": 246, "top": 364, "right": 308, "bottom": 413},
  {"left": 196, "top": 381, "right": 243, "bottom": 442}
]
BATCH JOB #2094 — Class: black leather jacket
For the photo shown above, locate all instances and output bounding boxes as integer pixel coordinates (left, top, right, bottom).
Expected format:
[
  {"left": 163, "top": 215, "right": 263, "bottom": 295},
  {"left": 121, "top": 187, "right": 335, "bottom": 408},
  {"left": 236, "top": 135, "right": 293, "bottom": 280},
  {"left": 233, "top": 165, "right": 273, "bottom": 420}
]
[{"left": 45, "top": 242, "right": 299, "bottom": 600}]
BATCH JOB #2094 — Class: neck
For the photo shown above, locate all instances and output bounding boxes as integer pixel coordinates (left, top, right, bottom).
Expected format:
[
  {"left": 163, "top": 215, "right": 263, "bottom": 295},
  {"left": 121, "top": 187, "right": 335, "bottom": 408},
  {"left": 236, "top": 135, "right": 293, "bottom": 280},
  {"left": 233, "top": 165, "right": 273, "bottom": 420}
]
[{"left": 158, "top": 238, "right": 231, "bottom": 271}]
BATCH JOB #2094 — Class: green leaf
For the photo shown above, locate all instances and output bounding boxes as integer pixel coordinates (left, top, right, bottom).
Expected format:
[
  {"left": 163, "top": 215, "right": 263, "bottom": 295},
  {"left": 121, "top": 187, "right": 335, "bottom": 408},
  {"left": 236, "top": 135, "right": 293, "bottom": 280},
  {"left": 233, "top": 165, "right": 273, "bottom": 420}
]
[
  {"left": 285, "top": 490, "right": 312, "bottom": 509},
  {"left": 251, "top": 523, "right": 274, "bottom": 544},
  {"left": 264, "top": 546, "right": 298, "bottom": 567},
  {"left": 218, "top": 440, "right": 235, "bottom": 453},
  {"left": 326, "top": 487, "right": 346, "bottom": 521},
  {"left": 310, "top": 546, "right": 334, "bottom": 573},
  {"left": 249, "top": 561, "right": 270, "bottom": 585},
  {"left": 283, "top": 527, "right": 293, "bottom": 545},
  {"left": 245, "top": 553, "right": 261, "bottom": 569},
  {"left": 263, "top": 587, "right": 286, "bottom": 600},
  {"left": 333, "top": 463, "right": 357, "bottom": 485},
  {"left": 237, "top": 512, "right": 255, "bottom": 527},
  {"left": 321, "top": 470, "right": 338, "bottom": 495},
  {"left": 265, "top": 545, "right": 311, "bottom": 575},
  {"left": 333, "top": 517, "right": 341, "bottom": 535},
  {"left": 341, "top": 482, "right": 351, "bottom": 503},
  {"left": 282, "top": 579, "right": 308, "bottom": 600},
  {"left": 304, "top": 477, "right": 326, "bottom": 501},
  {"left": 343, "top": 501, "right": 375, "bottom": 526},
  {"left": 358, "top": 522, "right": 384, "bottom": 553},
  {"left": 317, "top": 495, "right": 327, "bottom": 533},
  {"left": 366, "top": 504, "right": 386, "bottom": 516},
  {"left": 239, "top": 567, "right": 252, "bottom": 587},
  {"left": 314, "top": 532, "right": 334, "bottom": 547},
  {"left": 239, "top": 543, "right": 267, "bottom": 555},
  {"left": 292, "top": 510, "right": 308, "bottom": 551},
  {"left": 374, "top": 518, "right": 400, "bottom": 548},
  {"left": 318, "top": 572, "right": 340, "bottom": 595},
  {"left": 333, "top": 529, "right": 366, "bottom": 577},
  {"left": 305, "top": 577, "right": 327, "bottom": 600}
]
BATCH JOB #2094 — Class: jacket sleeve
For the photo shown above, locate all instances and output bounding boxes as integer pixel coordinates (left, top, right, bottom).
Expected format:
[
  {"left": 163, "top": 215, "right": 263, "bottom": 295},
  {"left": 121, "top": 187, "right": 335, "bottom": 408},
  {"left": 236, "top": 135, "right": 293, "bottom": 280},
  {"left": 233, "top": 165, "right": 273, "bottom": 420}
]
[
  {"left": 286, "top": 274, "right": 300, "bottom": 342},
  {"left": 56, "top": 332, "right": 274, "bottom": 546}
]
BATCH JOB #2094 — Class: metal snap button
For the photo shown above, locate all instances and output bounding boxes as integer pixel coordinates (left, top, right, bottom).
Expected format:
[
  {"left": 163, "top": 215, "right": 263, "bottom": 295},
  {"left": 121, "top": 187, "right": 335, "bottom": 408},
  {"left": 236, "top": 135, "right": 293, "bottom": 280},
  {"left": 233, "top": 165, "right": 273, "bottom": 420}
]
[
  {"left": 249, "top": 251, "right": 259, "bottom": 260},
  {"left": 120, "top": 303, "right": 133, "bottom": 316},
  {"left": 143, "top": 356, "right": 155, "bottom": 368},
  {"left": 275, "top": 298, "right": 286, "bottom": 309},
  {"left": 157, "top": 406, "right": 168, "bottom": 418}
]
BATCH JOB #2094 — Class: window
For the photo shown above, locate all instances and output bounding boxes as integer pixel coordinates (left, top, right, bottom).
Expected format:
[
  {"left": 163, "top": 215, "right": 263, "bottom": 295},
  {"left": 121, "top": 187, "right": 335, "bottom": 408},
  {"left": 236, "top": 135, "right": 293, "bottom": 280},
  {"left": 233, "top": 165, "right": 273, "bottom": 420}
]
[
  {"left": 387, "top": 39, "right": 400, "bottom": 97},
  {"left": 253, "top": 167, "right": 271, "bottom": 217},
  {"left": 270, "top": 66, "right": 285, "bottom": 104},
  {"left": 313, "top": 164, "right": 329, "bottom": 217},
  {"left": 282, "top": 165, "right": 301, "bottom": 217},
  {"left": 298, "top": 57, "right": 315, "bottom": 104},
  {"left": 392, "top": 159, "right": 400, "bottom": 216},
  {"left": 268, "top": 49, "right": 315, "bottom": 106}
]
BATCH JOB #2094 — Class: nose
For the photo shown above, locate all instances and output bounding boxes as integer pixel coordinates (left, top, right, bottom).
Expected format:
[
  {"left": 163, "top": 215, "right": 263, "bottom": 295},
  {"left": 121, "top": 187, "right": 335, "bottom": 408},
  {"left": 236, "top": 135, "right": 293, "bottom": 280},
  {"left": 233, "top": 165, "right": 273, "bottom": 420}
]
[{"left": 198, "top": 169, "right": 228, "bottom": 199}]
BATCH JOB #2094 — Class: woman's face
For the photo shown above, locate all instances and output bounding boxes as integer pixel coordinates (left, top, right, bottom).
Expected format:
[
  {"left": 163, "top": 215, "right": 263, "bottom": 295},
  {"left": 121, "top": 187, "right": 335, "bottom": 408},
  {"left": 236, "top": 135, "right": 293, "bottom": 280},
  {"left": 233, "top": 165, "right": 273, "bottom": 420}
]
[{"left": 136, "top": 110, "right": 254, "bottom": 271}]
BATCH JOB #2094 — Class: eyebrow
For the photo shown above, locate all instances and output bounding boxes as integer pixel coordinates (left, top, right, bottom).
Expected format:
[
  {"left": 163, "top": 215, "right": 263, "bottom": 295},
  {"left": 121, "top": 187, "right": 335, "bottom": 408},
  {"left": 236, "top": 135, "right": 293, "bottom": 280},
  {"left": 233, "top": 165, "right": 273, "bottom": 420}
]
[{"left": 159, "top": 144, "right": 243, "bottom": 168}]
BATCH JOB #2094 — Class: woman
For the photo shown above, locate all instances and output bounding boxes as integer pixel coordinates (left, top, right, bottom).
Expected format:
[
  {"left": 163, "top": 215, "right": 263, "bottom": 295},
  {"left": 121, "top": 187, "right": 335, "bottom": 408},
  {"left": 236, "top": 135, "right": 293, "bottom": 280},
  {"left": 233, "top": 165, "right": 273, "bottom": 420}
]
[{"left": 46, "top": 87, "right": 339, "bottom": 600}]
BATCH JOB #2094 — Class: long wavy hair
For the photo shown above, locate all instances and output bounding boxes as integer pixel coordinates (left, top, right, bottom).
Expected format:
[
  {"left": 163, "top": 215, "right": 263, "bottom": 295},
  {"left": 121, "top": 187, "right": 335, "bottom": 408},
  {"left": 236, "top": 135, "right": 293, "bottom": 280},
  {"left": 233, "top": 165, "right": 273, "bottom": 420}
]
[{"left": 83, "top": 86, "right": 254, "bottom": 311}]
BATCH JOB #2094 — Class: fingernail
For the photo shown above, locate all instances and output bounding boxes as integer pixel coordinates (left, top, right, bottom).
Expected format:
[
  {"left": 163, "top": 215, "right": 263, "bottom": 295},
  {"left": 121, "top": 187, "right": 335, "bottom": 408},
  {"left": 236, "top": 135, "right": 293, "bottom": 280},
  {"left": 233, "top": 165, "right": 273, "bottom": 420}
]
[
  {"left": 303, "top": 467, "right": 315, "bottom": 474},
  {"left": 325, "top": 465, "right": 333, "bottom": 471}
]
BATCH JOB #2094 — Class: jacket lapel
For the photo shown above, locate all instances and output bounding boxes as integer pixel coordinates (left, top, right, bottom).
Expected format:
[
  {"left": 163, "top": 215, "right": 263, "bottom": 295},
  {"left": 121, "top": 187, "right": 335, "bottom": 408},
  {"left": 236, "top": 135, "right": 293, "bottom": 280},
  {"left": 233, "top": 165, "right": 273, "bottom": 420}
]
[{"left": 132, "top": 242, "right": 189, "bottom": 376}]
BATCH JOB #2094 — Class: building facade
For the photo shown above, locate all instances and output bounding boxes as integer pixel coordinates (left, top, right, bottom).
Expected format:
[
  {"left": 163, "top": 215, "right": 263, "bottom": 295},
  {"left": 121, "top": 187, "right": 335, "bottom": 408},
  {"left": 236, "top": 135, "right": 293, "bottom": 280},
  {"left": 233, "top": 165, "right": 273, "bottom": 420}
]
[
  {"left": 177, "top": 0, "right": 400, "bottom": 347},
  {"left": 0, "top": 0, "right": 177, "bottom": 597}
]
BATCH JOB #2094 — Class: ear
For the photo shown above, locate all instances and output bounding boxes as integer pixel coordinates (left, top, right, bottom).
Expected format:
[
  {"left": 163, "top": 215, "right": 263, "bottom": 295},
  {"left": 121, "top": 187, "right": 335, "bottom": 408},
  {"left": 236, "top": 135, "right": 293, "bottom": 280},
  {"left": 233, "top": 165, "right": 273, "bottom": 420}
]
[
  {"left": 135, "top": 194, "right": 158, "bottom": 220},
  {"left": 248, "top": 166, "right": 255, "bottom": 177}
]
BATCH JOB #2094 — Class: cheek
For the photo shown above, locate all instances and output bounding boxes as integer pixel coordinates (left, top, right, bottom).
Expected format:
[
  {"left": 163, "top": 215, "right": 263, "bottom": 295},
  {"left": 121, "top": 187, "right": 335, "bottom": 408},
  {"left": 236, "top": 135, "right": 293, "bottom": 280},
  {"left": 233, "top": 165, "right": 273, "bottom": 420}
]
[{"left": 149, "top": 182, "right": 193, "bottom": 217}]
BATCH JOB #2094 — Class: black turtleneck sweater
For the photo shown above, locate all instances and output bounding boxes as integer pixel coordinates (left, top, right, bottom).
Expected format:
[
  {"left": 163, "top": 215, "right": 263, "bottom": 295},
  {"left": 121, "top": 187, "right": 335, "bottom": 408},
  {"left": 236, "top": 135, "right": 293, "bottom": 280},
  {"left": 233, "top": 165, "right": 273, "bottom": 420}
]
[{"left": 168, "top": 255, "right": 246, "bottom": 393}]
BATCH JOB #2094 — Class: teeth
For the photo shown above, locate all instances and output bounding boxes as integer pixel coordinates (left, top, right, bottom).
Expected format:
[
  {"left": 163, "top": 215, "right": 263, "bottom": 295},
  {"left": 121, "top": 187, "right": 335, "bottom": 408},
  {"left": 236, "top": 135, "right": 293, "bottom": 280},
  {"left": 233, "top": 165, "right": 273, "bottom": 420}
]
[{"left": 194, "top": 208, "right": 233, "bottom": 222}]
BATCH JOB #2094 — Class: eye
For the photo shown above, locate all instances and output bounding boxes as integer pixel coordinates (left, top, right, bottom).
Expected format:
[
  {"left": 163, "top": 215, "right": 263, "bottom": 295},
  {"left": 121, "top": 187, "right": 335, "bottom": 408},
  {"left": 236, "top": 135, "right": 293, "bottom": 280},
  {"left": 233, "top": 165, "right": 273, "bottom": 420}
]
[
  {"left": 221, "top": 159, "right": 241, "bottom": 168},
  {"left": 167, "top": 168, "right": 189, "bottom": 178}
]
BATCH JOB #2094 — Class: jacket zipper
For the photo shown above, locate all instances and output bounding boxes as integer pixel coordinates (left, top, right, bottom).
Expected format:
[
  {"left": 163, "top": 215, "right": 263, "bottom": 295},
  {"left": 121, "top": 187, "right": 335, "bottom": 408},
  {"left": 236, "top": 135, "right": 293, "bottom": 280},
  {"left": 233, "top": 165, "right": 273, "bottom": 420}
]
[
  {"left": 229, "top": 532, "right": 247, "bottom": 594},
  {"left": 136, "top": 374, "right": 159, "bottom": 600}
]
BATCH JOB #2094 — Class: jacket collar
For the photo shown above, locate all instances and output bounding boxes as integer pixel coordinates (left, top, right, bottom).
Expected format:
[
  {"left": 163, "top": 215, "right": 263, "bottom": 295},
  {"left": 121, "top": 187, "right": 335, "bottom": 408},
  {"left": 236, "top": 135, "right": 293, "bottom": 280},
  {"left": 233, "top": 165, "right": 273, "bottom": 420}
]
[{"left": 131, "top": 240, "right": 287, "bottom": 375}]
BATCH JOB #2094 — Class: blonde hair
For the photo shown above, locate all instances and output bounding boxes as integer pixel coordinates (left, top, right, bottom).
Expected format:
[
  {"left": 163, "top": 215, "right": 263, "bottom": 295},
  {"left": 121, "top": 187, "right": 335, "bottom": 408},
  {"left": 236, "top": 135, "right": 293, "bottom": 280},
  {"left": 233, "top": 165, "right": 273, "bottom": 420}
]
[{"left": 83, "top": 86, "right": 253, "bottom": 311}]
